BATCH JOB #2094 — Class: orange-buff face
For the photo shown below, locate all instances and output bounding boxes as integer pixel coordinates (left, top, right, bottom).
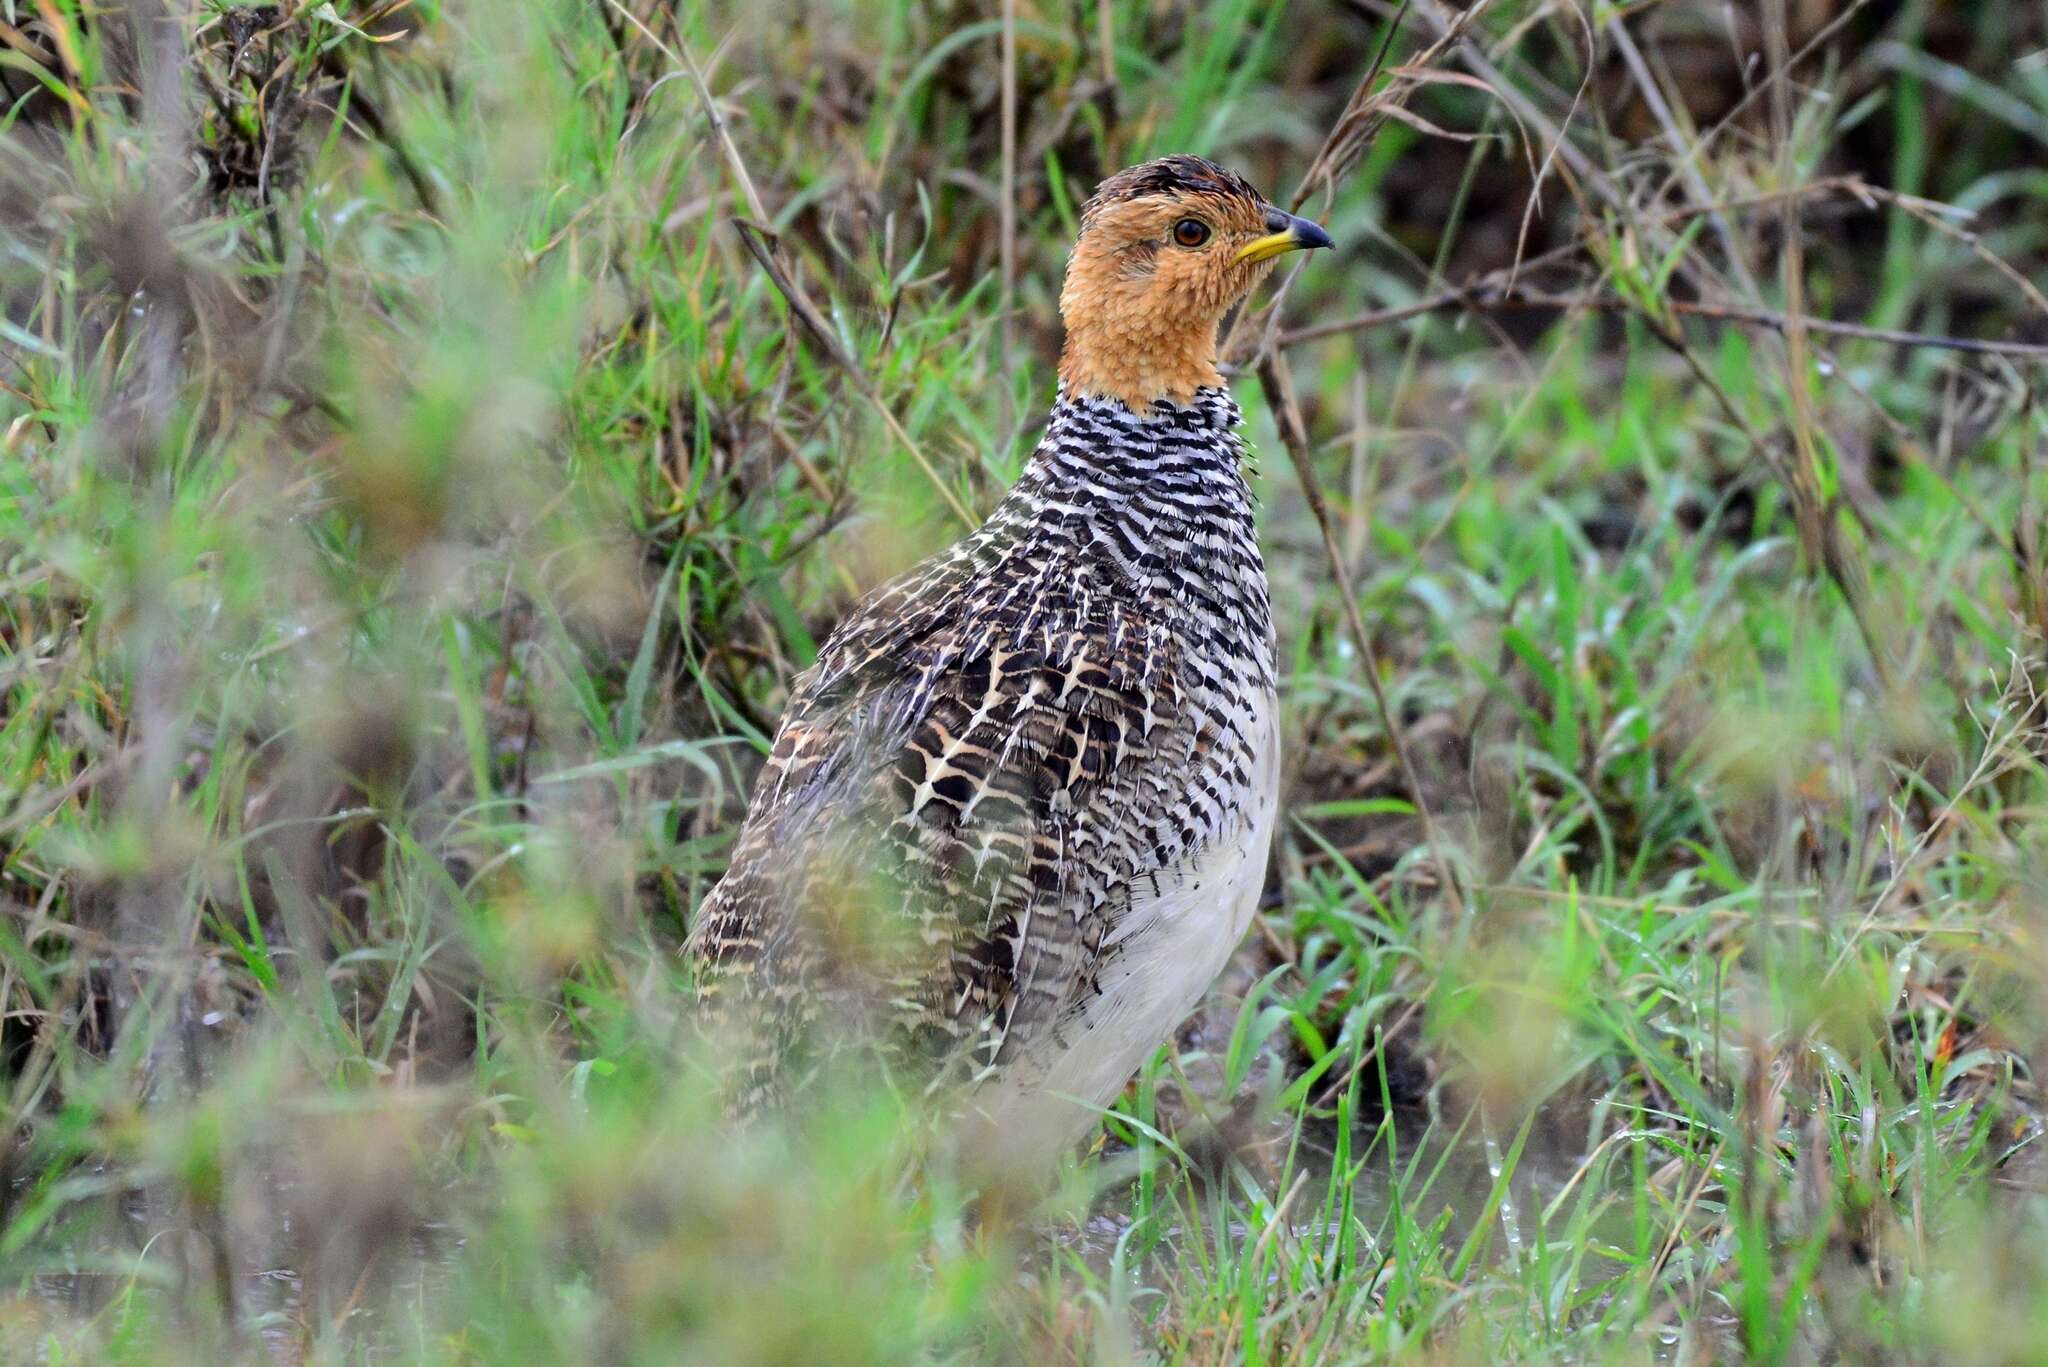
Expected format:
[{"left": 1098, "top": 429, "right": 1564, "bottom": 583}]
[{"left": 1056, "top": 156, "right": 1334, "bottom": 410}]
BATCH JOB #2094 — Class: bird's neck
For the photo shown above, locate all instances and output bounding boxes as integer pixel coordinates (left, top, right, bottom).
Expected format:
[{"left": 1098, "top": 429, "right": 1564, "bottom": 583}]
[
  {"left": 1055, "top": 263, "right": 1224, "bottom": 409},
  {"left": 1055, "top": 323, "right": 1223, "bottom": 411}
]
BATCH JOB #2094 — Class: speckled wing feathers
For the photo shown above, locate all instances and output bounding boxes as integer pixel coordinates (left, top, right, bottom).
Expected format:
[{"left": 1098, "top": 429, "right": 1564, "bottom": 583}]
[{"left": 690, "top": 389, "right": 1275, "bottom": 1116}]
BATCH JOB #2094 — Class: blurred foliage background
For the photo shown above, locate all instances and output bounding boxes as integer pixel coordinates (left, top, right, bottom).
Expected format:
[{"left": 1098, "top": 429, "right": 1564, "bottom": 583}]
[{"left": 1, "top": 0, "right": 2046, "bottom": 1361}]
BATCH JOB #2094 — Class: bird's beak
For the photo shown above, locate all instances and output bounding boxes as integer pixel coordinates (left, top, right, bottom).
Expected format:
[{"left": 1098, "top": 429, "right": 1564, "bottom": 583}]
[{"left": 1234, "top": 206, "right": 1336, "bottom": 264}]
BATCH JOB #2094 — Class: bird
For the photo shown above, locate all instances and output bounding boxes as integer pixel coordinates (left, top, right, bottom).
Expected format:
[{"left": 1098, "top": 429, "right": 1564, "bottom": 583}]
[{"left": 689, "top": 155, "right": 1334, "bottom": 1179}]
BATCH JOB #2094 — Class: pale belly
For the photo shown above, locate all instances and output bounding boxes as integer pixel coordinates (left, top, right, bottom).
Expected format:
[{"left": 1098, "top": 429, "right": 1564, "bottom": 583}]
[{"left": 957, "top": 698, "right": 1281, "bottom": 1179}]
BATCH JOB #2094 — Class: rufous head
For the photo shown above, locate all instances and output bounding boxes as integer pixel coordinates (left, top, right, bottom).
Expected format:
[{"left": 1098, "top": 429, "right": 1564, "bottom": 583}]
[{"left": 1056, "top": 155, "right": 1334, "bottom": 410}]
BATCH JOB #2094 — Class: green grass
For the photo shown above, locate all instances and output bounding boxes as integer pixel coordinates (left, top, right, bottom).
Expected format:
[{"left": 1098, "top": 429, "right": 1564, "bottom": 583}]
[{"left": 2, "top": 0, "right": 2047, "bottom": 1361}]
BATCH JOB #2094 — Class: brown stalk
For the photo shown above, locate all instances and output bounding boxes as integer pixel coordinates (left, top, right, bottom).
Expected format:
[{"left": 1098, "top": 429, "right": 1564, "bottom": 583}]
[
  {"left": 1767, "top": 0, "right": 1894, "bottom": 693},
  {"left": 1095, "top": 0, "right": 1115, "bottom": 89},
  {"left": 998, "top": 0, "right": 1018, "bottom": 437}
]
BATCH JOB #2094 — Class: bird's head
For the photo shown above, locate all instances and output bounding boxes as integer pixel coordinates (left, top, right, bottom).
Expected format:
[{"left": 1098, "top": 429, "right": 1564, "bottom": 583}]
[{"left": 1056, "top": 155, "right": 1334, "bottom": 411}]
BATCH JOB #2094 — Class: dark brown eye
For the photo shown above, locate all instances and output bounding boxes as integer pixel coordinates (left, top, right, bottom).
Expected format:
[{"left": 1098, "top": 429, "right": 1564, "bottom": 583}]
[{"left": 1171, "top": 217, "right": 1211, "bottom": 248}]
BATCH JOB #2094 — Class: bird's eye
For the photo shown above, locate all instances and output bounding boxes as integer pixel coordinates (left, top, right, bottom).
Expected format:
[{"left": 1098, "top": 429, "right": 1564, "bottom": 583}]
[{"left": 1171, "top": 217, "right": 1211, "bottom": 248}]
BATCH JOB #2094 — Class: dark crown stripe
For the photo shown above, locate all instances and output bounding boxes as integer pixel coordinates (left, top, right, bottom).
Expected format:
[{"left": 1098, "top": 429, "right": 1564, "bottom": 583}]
[{"left": 1081, "top": 155, "right": 1266, "bottom": 222}]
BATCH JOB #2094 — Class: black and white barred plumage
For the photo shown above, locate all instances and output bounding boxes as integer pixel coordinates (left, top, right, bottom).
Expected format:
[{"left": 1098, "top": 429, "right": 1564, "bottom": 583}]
[{"left": 690, "top": 387, "right": 1279, "bottom": 1166}]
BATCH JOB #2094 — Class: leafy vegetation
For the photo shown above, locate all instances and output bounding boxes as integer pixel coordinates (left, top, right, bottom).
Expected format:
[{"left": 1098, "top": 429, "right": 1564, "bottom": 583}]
[{"left": 2, "top": 0, "right": 2045, "bottom": 1361}]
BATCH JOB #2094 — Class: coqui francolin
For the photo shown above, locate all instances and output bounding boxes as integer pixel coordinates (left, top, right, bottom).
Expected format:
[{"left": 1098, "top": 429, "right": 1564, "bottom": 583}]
[{"left": 690, "top": 156, "right": 1333, "bottom": 1179}]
